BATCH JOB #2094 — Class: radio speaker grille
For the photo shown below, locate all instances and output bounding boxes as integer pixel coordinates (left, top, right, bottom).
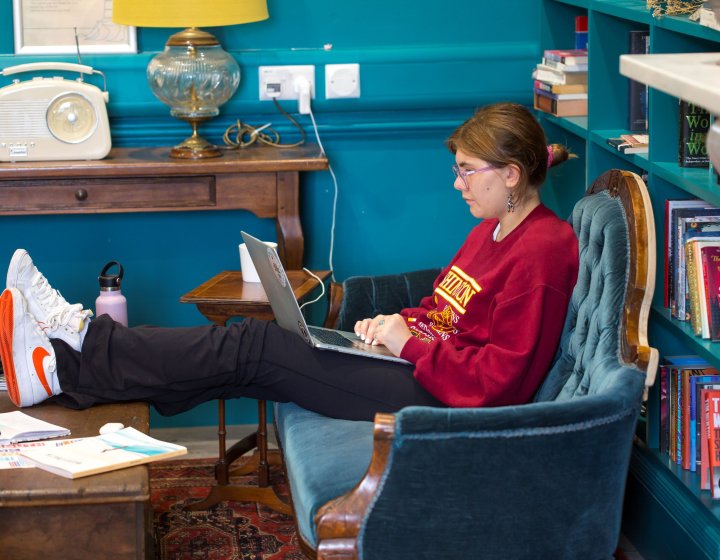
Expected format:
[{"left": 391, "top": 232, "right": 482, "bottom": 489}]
[{"left": 0, "top": 100, "right": 51, "bottom": 138}]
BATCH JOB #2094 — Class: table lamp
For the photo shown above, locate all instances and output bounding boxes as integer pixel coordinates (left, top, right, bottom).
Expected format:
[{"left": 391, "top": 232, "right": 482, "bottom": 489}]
[{"left": 112, "top": 0, "right": 268, "bottom": 159}]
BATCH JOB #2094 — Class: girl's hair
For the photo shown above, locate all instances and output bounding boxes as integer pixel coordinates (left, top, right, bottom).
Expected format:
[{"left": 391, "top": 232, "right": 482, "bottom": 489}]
[{"left": 447, "top": 102, "right": 573, "bottom": 204}]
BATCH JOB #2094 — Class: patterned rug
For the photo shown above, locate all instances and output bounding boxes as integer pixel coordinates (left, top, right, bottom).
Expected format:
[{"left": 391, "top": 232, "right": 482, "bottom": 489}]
[{"left": 150, "top": 458, "right": 304, "bottom": 560}]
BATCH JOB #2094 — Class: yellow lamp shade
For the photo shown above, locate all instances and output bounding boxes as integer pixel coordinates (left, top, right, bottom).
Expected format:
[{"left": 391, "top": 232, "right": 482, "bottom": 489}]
[{"left": 112, "top": 0, "right": 269, "bottom": 27}]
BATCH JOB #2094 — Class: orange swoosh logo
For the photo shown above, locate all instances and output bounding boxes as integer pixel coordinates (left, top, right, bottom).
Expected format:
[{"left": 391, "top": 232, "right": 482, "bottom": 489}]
[{"left": 32, "top": 347, "right": 52, "bottom": 396}]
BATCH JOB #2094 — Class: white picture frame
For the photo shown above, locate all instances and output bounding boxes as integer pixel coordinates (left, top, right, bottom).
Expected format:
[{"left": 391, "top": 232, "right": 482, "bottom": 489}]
[{"left": 13, "top": 0, "right": 137, "bottom": 55}]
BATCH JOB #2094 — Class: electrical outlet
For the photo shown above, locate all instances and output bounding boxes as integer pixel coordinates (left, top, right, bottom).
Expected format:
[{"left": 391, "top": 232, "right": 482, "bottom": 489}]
[
  {"left": 325, "top": 63, "right": 360, "bottom": 99},
  {"left": 259, "top": 65, "right": 315, "bottom": 101}
]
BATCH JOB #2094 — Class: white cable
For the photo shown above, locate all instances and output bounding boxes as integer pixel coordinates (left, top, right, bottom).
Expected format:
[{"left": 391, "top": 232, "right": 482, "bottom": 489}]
[
  {"left": 299, "top": 267, "right": 326, "bottom": 309},
  {"left": 308, "top": 106, "right": 339, "bottom": 282}
]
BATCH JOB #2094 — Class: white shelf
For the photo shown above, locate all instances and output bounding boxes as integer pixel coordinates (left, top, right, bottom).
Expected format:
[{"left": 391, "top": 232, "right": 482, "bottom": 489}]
[{"left": 620, "top": 52, "right": 720, "bottom": 113}]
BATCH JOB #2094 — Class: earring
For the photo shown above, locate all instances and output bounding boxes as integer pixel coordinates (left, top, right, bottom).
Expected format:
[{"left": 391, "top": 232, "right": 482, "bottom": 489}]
[{"left": 506, "top": 192, "right": 515, "bottom": 213}]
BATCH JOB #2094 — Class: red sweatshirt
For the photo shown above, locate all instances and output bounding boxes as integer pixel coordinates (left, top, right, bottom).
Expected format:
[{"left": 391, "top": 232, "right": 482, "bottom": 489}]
[{"left": 400, "top": 204, "right": 579, "bottom": 408}]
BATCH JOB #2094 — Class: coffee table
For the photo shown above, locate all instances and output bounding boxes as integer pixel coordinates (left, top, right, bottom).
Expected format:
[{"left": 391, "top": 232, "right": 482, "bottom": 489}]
[{"left": 0, "top": 394, "right": 151, "bottom": 559}]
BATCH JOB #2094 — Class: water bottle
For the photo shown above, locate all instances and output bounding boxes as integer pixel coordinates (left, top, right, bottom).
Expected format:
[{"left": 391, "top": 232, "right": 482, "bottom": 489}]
[{"left": 95, "top": 261, "right": 128, "bottom": 326}]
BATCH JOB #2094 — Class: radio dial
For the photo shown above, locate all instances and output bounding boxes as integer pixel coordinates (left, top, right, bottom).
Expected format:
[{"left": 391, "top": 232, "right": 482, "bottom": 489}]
[{"left": 46, "top": 93, "right": 98, "bottom": 144}]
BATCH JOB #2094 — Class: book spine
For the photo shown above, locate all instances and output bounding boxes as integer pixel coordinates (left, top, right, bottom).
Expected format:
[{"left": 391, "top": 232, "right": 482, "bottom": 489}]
[
  {"left": 708, "top": 392, "right": 720, "bottom": 497},
  {"left": 628, "top": 30, "right": 650, "bottom": 132},
  {"left": 704, "top": 247, "right": 720, "bottom": 340},
  {"left": 671, "top": 367, "right": 678, "bottom": 461},
  {"left": 677, "top": 368, "right": 683, "bottom": 464},
  {"left": 665, "top": 201, "right": 671, "bottom": 308},
  {"left": 703, "top": 390, "right": 711, "bottom": 489},
  {"left": 661, "top": 365, "right": 669, "bottom": 453},
  {"left": 687, "top": 241, "right": 703, "bottom": 335},
  {"left": 575, "top": 15, "right": 588, "bottom": 49},
  {"left": 679, "top": 100, "right": 711, "bottom": 168},
  {"left": 682, "top": 370, "right": 699, "bottom": 470},
  {"left": 678, "top": 235, "right": 689, "bottom": 320}
]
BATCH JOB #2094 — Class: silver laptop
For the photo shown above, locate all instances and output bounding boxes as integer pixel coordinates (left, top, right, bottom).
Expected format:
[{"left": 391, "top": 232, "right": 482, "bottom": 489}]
[{"left": 241, "top": 231, "right": 410, "bottom": 364}]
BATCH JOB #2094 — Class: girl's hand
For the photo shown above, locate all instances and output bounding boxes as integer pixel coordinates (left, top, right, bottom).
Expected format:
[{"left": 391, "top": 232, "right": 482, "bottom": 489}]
[{"left": 354, "top": 314, "right": 412, "bottom": 357}]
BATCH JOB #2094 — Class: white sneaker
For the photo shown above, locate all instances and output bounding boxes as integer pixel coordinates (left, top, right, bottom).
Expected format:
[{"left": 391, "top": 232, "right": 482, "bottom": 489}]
[
  {"left": 0, "top": 288, "right": 61, "bottom": 407},
  {"left": 6, "top": 249, "right": 91, "bottom": 352}
]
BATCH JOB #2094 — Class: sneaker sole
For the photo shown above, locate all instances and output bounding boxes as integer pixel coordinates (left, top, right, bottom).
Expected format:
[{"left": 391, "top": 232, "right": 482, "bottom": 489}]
[{"left": 0, "top": 289, "right": 20, "bottom": 406}]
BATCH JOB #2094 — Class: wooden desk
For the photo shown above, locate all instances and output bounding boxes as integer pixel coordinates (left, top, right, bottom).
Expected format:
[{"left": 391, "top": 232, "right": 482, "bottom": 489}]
[
  {"left": 0, "top": 395, "right": 151, "bottom": 560},
  {"left": 180, "top": 269, "right": 330, "bottom": 515},
  {"left": 0, "top": 145, "right": 328, "bottom": 269}
]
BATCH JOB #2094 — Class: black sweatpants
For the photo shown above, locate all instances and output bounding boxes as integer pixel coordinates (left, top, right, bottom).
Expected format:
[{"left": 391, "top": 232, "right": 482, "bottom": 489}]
[{"left": 51, "top": 315, "right": 445, "bottom": 421}]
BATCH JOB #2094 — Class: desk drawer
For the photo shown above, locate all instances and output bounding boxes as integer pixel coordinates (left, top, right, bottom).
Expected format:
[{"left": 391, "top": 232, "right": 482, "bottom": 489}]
[{"left": 0, "top": 176, "right": 216, "bottom": 213}]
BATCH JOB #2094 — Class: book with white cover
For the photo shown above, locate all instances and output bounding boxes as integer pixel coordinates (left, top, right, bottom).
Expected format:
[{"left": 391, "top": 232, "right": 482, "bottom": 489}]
[
  {"left": 0, "top": 410, "right": 70, "bottom": 445},
  {"left": 19, "top": 426, "right": 187, "bottom": 479}
]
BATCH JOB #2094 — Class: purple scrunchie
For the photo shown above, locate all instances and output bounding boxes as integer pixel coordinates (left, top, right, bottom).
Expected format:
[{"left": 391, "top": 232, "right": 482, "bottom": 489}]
[{"left": 547, "top": 145, "right": 554, "bottom": 168}]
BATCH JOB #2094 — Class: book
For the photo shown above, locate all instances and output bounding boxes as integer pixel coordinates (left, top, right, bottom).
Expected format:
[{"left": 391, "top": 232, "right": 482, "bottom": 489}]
[
  {"left": 543, "top": 48, "right": 588, "bottom": 66},
  {"left": 678, "top": 217, "right": 720, "bottom": 320},
  {"left": 686, "top": 237, "right": 720, "bottom": 336},
  {"left": 532, "top": 88, "right": 587, "bottom": 101},
  {"left": 0, "top": 411, "right": 70, "bottom": 445},
  {"left": 628, "top": 30, "right": 650, "bottom": 132},
  {"left": 533, "top": 91, "right": 588, "bottom": 117},
  {"left": 575, "top": 15, "right": 588, "bottom": 49},
  {"left": 661, "top": 356, "right": 712, "bottom": 460},
  {"left": 682, "top": 368, "right": 719, "bottom": 469},
  {"left": 701, "top": 245, "right": 720, "bottom": 340},
  {"left": 706, "top": 390, "right": 720, "bottom": 497},
  {"left": 606, "top": 137, "right": 648, "bottom": 155},
  {"left": 541, "top": 57, "right": 588, "bottom": 72},
  {"left": 691, "top": 375, "right": 720, "bottom": 471},
  {"left": 620, "top": 134, "right": 649, "bottom": 148},
  {"left": 679, "top": 100, "right": 711, "bottom": 168},
  {"left": 19, "top": 426, "right": 187, "bottom": 479},
  {"left": 672, "top": 209, "right": 720, "bottom": 319},
  {"left": 701, "top": 389, "right": 715, "bottom": 489},
  {"left": 532, "top": 63, "right": 588, "bottom": 86},
  {"left": 665, "top": 200, "right": 714, "bottom": 308},
  {"left": 533, "top": 80, "right": 588, "bottom": 95}
]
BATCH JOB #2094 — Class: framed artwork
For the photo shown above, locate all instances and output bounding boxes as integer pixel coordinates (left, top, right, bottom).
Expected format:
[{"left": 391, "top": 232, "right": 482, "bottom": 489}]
[{"left": 13, "top": 0, "right": 137, "bottom": 55}]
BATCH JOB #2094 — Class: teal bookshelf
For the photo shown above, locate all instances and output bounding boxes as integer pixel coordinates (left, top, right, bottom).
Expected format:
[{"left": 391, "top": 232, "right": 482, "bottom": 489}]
[{"left": 540, "top": 1, "right": 720, "bottom": 558}]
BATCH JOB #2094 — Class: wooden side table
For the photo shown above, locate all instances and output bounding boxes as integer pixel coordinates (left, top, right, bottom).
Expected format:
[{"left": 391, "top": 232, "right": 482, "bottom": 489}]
[
  {"left": 180, "top": 269, "right": 331, "bottom": 514},
  {"left": 0, "top": 144, "right": 328, "bottom": 270}
]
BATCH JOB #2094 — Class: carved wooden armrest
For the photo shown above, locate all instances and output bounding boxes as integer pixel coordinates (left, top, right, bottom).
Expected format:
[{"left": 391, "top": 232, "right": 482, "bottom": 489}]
[
  {"left": 323, "top": 281, "right": 344, "bottom": 329},
  {"left": 315, "top": 413, "right": 395, "bottom": 560}
]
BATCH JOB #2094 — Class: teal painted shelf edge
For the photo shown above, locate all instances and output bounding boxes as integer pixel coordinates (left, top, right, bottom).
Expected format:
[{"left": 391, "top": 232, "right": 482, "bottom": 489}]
[
  {"left": 589, "top": 0, "right": 652, "bottom": 24},
  {"left": 652, "top": 162, "right": 720, "bottom": 206},
  {"left": 547, "top": 0, "right": 588, "bottom": 8},
  {"left": 552, "top": 0, "right": 718, "bottom": 37},
  {"left": 630, "top": 441, "right": 720, "bottom": 558},
  {"left": 537, "top": 113, "right": 589, "bottom": 139},
  {"left": 651, "top": 304, "right": 720, "bottom": 366}
]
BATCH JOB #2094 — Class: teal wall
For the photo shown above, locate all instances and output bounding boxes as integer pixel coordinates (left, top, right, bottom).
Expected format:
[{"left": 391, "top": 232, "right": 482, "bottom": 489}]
[{"left": 0, "top": 0, "right": 541, "bottom": 427}]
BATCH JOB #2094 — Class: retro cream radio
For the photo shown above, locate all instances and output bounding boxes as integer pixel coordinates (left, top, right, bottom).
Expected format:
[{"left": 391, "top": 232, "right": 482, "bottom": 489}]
[{"left": 0, "top": 62, "right": 111, "bottom": 162}]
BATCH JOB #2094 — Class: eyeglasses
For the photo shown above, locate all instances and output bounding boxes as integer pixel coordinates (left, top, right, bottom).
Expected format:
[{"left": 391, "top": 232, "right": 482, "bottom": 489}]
[{"left": 452, "top": 164, "right": 496, "bottom": 190}]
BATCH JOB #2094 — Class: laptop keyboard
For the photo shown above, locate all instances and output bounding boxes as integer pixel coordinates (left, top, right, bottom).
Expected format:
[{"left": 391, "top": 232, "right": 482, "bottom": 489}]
[{"left": 309, "top": 327, "right": 356, "bottom": 347}]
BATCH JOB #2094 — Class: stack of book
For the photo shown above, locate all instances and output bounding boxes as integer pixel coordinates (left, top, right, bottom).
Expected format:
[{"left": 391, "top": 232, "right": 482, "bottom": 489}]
[
  {"left": 606, "top": 134, "right": 649, "bottom": 155},
  {"left": 532, "top": 48, "right": 588, "bottom": 117},
  {"left": 658, "top": 355, "right": 720, "bottom": 498},
  {"left": 664, "top": 199, "right": 720, "bottom": 337}
]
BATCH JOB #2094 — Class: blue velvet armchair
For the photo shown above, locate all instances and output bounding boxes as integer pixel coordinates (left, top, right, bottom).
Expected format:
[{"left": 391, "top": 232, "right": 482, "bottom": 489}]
[{"left": 274, "top": 169, "right": 658, "bottom": 560}]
